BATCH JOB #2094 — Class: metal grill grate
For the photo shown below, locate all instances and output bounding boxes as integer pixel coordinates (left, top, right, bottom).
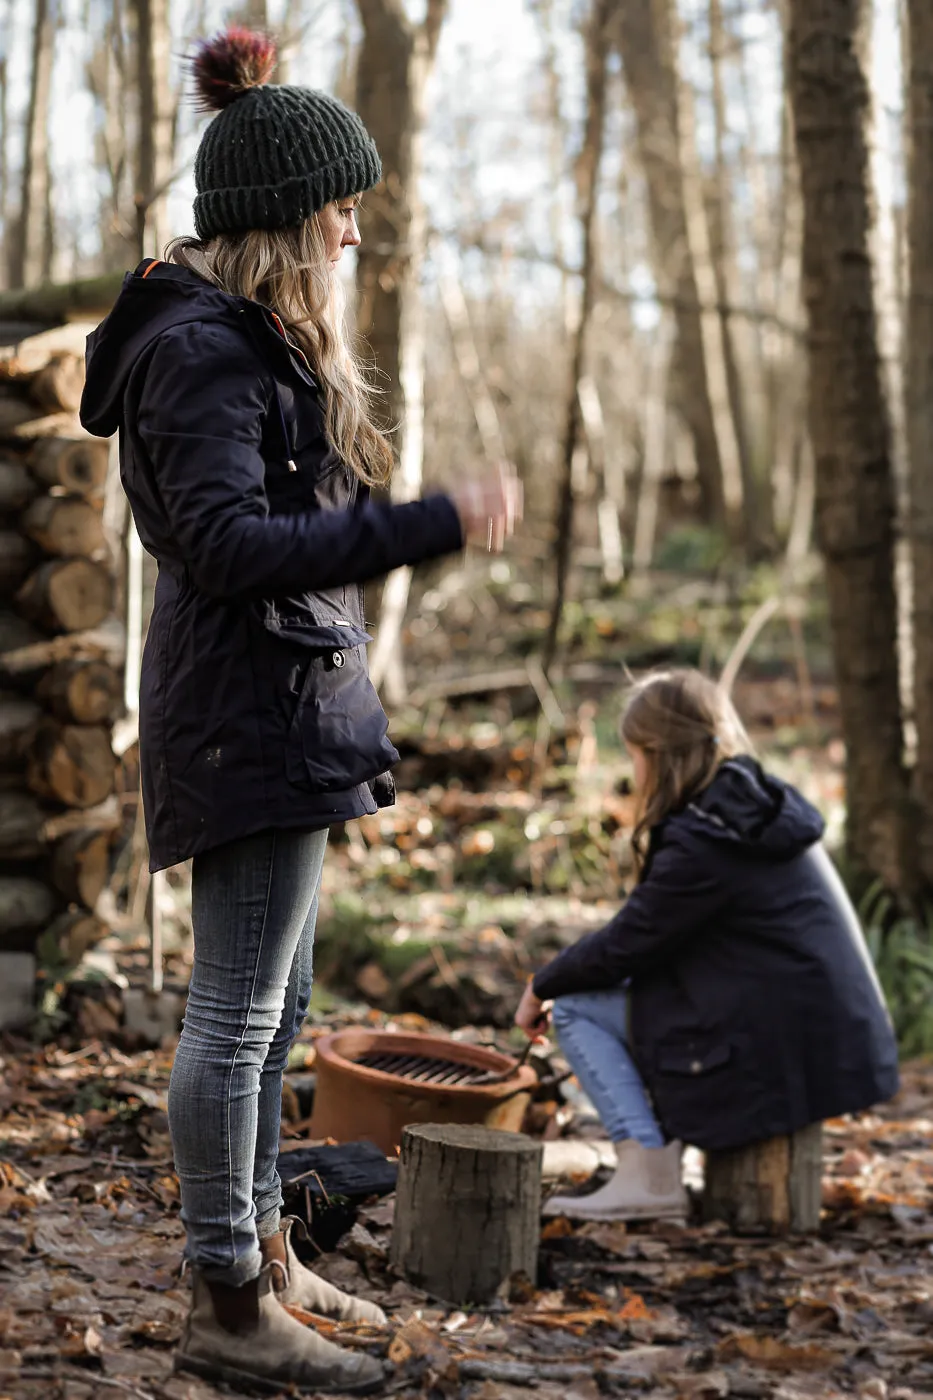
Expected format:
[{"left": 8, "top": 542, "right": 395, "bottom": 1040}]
[{"left": 353, "top": 1050, "right": 501, "bottom": 1087}]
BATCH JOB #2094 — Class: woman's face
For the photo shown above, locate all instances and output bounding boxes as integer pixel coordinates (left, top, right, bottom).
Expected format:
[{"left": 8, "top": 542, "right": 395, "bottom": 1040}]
[
  {"left": 625, "top": 742, "right": 651, "bottom": 796},
  {"left": 318, "top": 197, "right": 362, "bottom": 269}
]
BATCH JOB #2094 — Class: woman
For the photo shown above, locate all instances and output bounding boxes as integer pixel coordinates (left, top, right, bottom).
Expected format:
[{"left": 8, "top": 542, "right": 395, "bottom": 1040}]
[
  {"left": 515, "top": 670, "right": 898, "bottom": 1223},
  {"left": 80, "top": 29, "right": 521, "bottom": 1395}
]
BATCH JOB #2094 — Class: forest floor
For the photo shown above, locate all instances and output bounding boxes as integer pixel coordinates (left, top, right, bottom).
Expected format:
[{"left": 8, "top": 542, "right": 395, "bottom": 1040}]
[
  {"left": 1, "top": 1024, "right": 932, "bottom": 1400},
  {"left": 5, "top": 596, "right": 930, "bottom": 1400}
]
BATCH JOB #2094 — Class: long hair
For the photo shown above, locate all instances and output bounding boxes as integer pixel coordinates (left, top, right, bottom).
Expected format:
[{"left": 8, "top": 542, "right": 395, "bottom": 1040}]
[
  {"left": 621, "top": 669, "right": 752, "bottom": 873},
  {"left": 167, "top": 214, "right": 393, "bottom": 488}
]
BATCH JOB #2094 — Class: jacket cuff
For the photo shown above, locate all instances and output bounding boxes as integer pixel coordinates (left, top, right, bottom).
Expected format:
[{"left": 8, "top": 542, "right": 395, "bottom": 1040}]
[{"left": 421, "top": 492, "right": 464, "bottom": 554}]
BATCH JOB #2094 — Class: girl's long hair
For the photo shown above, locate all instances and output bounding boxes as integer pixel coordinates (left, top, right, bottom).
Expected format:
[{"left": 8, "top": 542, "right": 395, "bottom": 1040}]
[
  {"left": 167, "top": 214, "right": 393, "bottom": 488},
  {"left": 621, "top": 669, "right": 752, "bottom": 873}
]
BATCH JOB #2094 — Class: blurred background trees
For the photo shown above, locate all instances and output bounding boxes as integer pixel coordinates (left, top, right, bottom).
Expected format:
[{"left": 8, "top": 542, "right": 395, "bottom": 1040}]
[{"left": 0, "top": 0, "right": 927, "bottom": 903}]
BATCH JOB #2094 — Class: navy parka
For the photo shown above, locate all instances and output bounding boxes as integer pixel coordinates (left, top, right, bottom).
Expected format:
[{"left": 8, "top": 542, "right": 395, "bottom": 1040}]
[
  {"left": 533, "top": 758, "right": 899, "bottom": 1151},
  {"left": 80, "top": 261, "right": 464, "bottom": 870}
]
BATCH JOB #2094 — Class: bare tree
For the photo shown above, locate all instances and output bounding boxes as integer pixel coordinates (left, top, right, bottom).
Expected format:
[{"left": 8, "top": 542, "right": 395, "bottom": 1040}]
[
  {"left": 906, "top": 0, "right": 933, "bottom": 887},
  {"left": 542, "top": 0, "right": 612, "bottom": 675},
  {"left": 612, "top": 0, "right": 727, "bottom": 527},
  {"left": 787, "top": 0, "right": 914, "bottom": 896},
  {"left": 133, "top": 0, "right": 174, "bottom": 258},
  {"left": 354, "top": 0, "right": 448, "bottom": 704},
  {"left": 9, "top": 0, "right": 55, "bottom": 288}
]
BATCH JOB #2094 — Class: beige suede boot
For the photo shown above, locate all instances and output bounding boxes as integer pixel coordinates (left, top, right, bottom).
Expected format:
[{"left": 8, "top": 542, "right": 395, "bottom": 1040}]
[
  {"left": 174, "top": 1263, "right": 384, "bottom": 1394},
  {"left": 260, "top": 1215, "right": 386, "bottom": 1324},
  {"left": 542, "top": 1140, "right": 688, "bottom": 1222}
]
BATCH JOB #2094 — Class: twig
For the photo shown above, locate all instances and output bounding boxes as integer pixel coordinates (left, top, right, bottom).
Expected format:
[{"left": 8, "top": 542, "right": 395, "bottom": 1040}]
[
  {"left": 16, "top": 1369, "right": 157, "bottom": 1399},
  {"left": 459, "top": 1359, "right": 653, "bottom": 1388},
  {"left": 719, "top": 596, "right": 782, "bottom": 695}
]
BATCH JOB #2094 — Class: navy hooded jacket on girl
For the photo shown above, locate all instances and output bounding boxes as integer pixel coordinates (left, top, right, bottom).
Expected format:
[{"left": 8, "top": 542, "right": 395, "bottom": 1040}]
[
  {"left": 533, "top": 757, "right": 899, "bottom": 1151},
  {"left": 80, "top": 260, "right": 464, "bottom": 871}
]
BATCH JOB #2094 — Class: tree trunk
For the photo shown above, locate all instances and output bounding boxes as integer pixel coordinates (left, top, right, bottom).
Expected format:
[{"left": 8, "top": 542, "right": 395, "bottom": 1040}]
[
  {"left": 390, "top": 1123, "right": 542, "bottom": 1304},
  {"left": 8, "top": 0, "right": 55, "bottom": 288},
  {"left": 542, "top": 0, "right": 611, "bottom": 676},
  {"left": 17, "top": 558, "right": 115, "bottom": 633},
  {"left": 787, "top": 0, "right": 913, "bottom": 896},
  {"left": 25, "top": 721, "right": 115, "bottom": 809},
  {"left": 906, "top": 0, "right": 933, "bottom": 888},
  {"left": 355, "top": 0, "right": 448, "bottom": 705},
  {"left": 20, "top": 496, "right": 106, "bottom": 559},
  {"left": 612, "top": 0, "right": 726, "bottom": 526},
  {"left": 703, "top": 1123, "right": 823, "bottom": 1233},
  {"left": 36, "top": 660, "right": 122, "bottom": 725},
  {"left": 133, "top": 0, "right": 174, "bottom": 259}
]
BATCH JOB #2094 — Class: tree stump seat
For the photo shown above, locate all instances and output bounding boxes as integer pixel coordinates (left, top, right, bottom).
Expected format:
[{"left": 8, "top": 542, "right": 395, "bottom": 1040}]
[
  {"left": 390, "top": 1123, "right": 543, "bottom": 1305},
  {"left": 702, "top": 1122, "right": 823, "bottom": 1232}
]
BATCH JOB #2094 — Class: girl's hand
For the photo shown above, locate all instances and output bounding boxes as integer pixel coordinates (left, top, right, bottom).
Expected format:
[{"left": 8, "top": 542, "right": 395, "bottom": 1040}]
[
  {"left": 515, "top": 981, "right": 551, "bottom": 1042},
  {"left": 451, "top": 460, "right": 523, "bottom": 552}
]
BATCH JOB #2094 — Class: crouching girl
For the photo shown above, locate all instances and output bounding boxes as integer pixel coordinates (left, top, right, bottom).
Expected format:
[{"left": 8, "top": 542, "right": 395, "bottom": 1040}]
[{"left": 515, "top": 669, "right": 899, "bottom": 1221}]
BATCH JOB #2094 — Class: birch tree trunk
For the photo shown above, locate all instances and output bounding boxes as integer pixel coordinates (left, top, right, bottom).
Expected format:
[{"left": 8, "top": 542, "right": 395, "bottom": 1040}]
[
  {"left": 542, "top": 0, "right": 611, "bottom": 675},
  {"left": 787, "top": 0, "right": 914, "bottom": 897},
  {"left": 612, "top": 0, "right": 727, "bottom": 527},
  {"left": 355, "top": 0, "right": 447, "bottom": 704},
  {"left": 9, "top": 0, "right": 55, "bottom": 288},
  {"left": 133, "top": 0, "right": 174, "bottom": 259},
  {"left": 905, "top": 0, "right": 933, "bottom": 887}
]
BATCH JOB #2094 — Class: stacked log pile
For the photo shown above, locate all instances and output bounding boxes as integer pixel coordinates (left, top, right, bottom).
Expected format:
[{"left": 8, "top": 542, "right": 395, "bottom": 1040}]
[{"left": 0, "top": 323, "right": 123, "bottom": 1026}]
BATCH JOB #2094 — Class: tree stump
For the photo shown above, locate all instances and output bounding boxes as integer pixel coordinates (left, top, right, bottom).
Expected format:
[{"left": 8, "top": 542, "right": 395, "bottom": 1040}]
[
  {"left": 390, "top": 1123, "right": 542, "bottom": 1305},
  {"left": 703, "top": 1123, "right": 824, "bottom": 1233}
]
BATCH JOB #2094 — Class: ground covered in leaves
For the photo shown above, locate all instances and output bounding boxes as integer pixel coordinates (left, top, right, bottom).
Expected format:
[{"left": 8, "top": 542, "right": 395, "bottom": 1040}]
[{"left": 1, "top": 1025, "right": 932, "bottom": 1400}]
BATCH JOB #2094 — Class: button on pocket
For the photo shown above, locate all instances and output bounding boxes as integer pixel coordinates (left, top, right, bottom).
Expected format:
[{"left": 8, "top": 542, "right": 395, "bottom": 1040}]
[{"left": 332, "top": 651, "right": 345, "bottom": 668}]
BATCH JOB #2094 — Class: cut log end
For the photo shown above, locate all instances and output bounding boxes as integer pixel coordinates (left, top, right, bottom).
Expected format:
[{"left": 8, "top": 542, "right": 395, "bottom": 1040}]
[
  {"left": 37, "top": 659, "right": 122, "bottom": 724},
  {"left": 26, "top": 721, "right": 116, "bottom": 810},
  {"left": 17, "top": 558, "right": 115, "bottom": 633},
  {"left": 30, "top": 438, "right": 110, "bottom": 498}
]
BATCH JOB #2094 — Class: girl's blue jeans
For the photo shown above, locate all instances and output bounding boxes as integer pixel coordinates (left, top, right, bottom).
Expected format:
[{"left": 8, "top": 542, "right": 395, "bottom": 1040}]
[
  {"left": 167, "top": 827, "right": 328, "bottom": 1284},
  {"left": 551, "top": 988, "right": 666, "bottom": 1147}
]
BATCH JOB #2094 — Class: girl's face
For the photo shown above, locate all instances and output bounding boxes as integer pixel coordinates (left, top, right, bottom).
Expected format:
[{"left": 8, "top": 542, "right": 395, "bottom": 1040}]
[
  {"left": 318, "top": 197, "right": 362, "bottom": 269},
  {"left": 625, "top": 742, "right": 651, "bottom": 796}
]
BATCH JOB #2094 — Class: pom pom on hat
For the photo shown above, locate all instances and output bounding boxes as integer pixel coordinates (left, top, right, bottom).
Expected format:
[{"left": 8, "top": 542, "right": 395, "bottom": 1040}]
[{"left": 193, "top": 27, "right": 277, "bottom": 111}]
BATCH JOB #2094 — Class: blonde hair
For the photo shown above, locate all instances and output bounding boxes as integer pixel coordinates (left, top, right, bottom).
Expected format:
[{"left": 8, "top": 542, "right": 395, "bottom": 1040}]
[
  {"left": 621, "top": 669, "right": 751, "bottom": 872},
  {"left": 167, "top": 213, "right": 393, "bottom": 488}
]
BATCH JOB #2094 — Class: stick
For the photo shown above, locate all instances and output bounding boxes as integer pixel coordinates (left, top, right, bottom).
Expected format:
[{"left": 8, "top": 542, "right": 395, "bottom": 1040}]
[{"left": 459, "top": 1359, "right": 653, "bottom": 1388}]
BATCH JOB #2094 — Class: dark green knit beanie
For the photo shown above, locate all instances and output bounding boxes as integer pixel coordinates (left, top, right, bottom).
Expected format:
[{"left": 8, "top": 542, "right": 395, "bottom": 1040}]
[{"left": 191, "top": 28, "right": 382, "bottom": 241}]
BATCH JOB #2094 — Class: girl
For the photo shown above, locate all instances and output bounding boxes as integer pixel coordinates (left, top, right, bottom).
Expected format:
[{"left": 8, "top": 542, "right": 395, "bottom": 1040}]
[
  {"left": 80, "top": 29, "right": 520, "bottom": 1396},
  {"left": 515, "top": 670, "right": 899, "bottom": 1222}
]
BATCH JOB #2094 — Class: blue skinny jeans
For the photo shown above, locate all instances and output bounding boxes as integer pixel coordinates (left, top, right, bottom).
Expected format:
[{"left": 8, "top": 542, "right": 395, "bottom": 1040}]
[
  {"left": 167, "top": 827, "right": 328, "bottom": 1284},
  {"left": 551, "top": 988, "right": 666, "bottom": 1147}
]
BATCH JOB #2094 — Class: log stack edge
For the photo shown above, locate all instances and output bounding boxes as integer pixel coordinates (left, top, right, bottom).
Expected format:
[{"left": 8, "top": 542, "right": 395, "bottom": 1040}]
[{"left": 0, "top": 321, "right": 123, "bottom": 1028}]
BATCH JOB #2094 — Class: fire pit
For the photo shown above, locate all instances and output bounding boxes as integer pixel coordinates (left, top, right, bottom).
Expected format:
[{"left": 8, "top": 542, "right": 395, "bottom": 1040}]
[{"left": 309, "top": 1029, "right": 538, "bottom": 1154}]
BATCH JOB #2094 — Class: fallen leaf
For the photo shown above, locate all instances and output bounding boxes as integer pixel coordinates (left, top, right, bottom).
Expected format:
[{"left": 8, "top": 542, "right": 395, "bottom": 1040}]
[{"left": 716, "top": 1332, "right": 837, "bottom": 1371}]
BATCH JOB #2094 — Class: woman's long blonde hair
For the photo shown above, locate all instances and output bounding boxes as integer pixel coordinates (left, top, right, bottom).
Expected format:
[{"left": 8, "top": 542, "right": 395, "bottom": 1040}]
[
  {"left": 167, "top": 213, "right": 393, "bottom": 487},
  {"left": 621, "top": 669, "right": 751, "bottom": 872}
]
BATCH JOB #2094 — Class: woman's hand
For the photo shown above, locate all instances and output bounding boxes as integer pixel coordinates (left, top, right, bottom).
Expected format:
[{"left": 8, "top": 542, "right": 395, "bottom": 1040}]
[
  {"left": 515, "top": 980, "right": 551, "bottom": 1043},
  {"left": 451, "top": 460, "right": 523, "bottom": 552}
]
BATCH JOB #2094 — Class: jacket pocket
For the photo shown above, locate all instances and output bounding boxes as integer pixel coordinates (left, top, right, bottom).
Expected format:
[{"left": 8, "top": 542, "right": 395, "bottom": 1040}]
[{"left": 259, "top": 599, "right": 399, "bottom": 793}]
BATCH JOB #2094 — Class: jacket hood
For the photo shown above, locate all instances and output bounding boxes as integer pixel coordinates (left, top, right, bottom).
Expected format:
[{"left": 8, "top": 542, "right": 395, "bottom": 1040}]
[
  {"left": 672, "top": 755, "right": 824, "bottom": 859},
  {"left": 80, "top": 261, "right": 248, "bottom": 438}
]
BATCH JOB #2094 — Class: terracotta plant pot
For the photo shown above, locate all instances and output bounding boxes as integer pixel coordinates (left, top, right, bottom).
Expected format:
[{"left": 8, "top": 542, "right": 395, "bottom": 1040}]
[{"left": 309, "top": 1028, "right": 537, "bottom": 1155}]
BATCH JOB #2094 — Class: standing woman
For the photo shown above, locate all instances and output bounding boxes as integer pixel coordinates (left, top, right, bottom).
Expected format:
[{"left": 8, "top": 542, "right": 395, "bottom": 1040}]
[{"left": 80, "top": 29, "right": 520, "bottom": 1395}]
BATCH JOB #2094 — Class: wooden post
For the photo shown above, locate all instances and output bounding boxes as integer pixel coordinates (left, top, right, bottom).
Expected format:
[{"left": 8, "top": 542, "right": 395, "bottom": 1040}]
[
  {"left": 390, "top": 1123, "right": 542, "bottom": 1305},
  {"left": 703, "top": 1123, "right": 824, "bottom": 1233}
]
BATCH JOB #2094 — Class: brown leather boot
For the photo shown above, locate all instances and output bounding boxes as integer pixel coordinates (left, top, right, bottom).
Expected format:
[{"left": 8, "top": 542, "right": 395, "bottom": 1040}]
[
  {"left": 174, "top": 1263, "right": 384, "bottom": 1394},
  {"left": 260, "top": 1216, "right": 386, "bottom": 1324}
]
